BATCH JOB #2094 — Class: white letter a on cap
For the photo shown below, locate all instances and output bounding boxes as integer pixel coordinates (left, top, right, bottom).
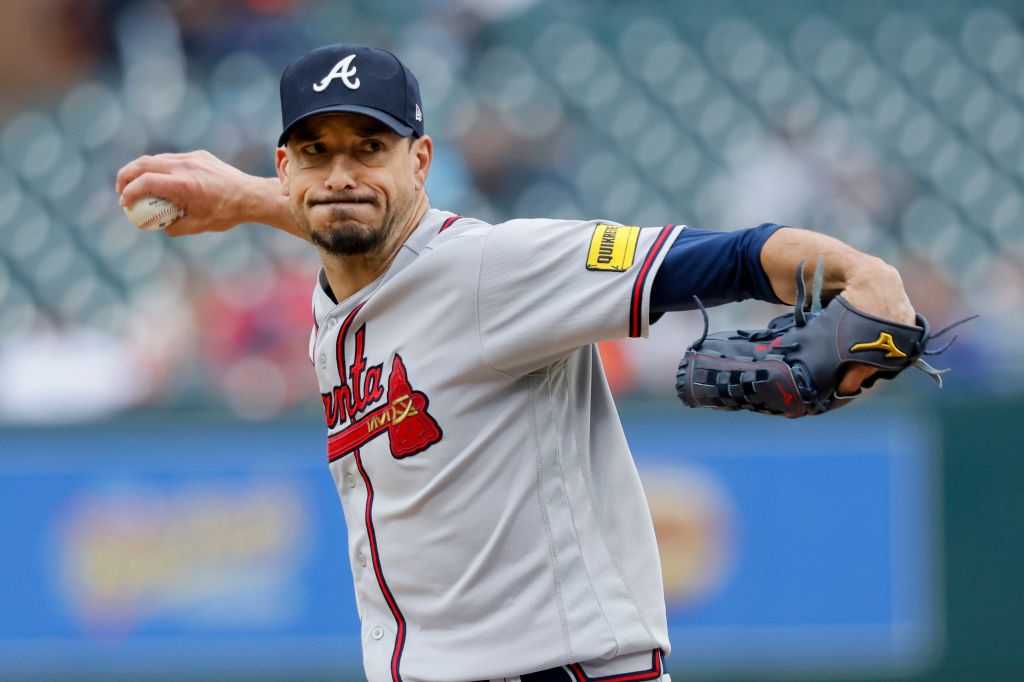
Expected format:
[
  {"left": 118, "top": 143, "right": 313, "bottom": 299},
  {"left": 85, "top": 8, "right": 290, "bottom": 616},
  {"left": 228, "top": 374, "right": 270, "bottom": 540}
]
[{"left": 313, "top": 55, "right": 361, "bottom": 92}]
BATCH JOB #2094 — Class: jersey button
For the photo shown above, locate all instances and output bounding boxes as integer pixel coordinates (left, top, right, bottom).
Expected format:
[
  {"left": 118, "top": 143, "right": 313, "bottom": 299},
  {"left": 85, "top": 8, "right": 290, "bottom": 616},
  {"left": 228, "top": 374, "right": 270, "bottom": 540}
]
[
  {"left": 370, "top": 626, "right": 384, "bottom": 640},
  {"left": 318, "top": 353, "right": 327, "bottom": 369},
  {"left": 344, "top": 473, "right": 356, "bottom": 488},
  {"left": 357, "top": 553, "right": 367, "bottom": 567}
]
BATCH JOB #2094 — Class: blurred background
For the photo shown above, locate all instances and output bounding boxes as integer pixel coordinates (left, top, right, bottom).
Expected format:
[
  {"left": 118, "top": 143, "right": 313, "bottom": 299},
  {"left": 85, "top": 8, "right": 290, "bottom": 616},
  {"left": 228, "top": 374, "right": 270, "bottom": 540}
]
[{"left": 0, "top": 0, "right": 1021, "bottom": 680}]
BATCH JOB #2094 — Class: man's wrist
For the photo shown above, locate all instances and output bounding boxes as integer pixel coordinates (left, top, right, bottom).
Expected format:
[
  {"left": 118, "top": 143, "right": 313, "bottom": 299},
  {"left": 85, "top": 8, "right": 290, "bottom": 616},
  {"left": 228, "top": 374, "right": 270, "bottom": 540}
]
[
  {"left": 236, "top": 176, "right": 279, "bottom": 225},
  {"left": 841, "top": 254, "right": 900, "bottom": 293},
  {"left": 840, "top": 256, "right": 915, "bottom": 324}
]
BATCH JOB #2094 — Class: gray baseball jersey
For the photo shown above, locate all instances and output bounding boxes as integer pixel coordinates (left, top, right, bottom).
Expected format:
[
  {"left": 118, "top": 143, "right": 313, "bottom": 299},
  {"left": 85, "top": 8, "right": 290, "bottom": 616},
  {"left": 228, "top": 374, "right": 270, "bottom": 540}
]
[{"left": 309, "top": 208, "right": 683, "bottom": 682}]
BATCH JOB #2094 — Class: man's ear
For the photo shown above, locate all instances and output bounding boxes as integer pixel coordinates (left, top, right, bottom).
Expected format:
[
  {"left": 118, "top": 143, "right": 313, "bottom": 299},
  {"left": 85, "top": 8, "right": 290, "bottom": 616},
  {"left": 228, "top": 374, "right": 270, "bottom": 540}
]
[
  {"left": 411, "top": 134, "right": 433, "bottom": 190},
  {"left": 275, "top": 147, "right": 290, "bottom": 196}
]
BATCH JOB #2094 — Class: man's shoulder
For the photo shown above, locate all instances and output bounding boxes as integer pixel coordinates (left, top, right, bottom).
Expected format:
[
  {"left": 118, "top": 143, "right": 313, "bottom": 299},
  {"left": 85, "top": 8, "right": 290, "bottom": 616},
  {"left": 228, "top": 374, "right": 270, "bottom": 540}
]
[
  {"left": 432, "top": 213, "right": 605, "bottom": 236},
  {"left": 424, "top": 213, "right": 620, "bottom": 259},
  {"left": 414, "top": 213, "right": 488, "bottom": 262}
]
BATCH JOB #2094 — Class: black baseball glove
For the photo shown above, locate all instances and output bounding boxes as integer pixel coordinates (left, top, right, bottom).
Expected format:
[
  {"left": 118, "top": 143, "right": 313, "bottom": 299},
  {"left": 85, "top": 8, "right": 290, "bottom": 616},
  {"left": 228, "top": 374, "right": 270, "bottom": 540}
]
[{"left": 675, "top": 259, "right": 974, "bottom": 418}]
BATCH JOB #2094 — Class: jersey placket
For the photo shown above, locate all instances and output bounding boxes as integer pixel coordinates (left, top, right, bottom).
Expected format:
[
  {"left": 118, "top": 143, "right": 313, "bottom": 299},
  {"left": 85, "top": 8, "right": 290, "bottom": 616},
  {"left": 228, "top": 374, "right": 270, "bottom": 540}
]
[
  {"left": 321, "top": 302, "right": 408, "bottom": 681},
  {"left": 354, "top": 449, "right": 407, "bottom": 681}
]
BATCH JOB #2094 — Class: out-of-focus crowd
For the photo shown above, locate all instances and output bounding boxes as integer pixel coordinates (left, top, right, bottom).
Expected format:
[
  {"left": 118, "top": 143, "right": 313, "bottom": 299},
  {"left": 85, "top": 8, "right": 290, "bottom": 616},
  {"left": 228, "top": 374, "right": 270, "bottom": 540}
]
[{"left": 0, "top": 0, "right": 1018, "bottom": 422}]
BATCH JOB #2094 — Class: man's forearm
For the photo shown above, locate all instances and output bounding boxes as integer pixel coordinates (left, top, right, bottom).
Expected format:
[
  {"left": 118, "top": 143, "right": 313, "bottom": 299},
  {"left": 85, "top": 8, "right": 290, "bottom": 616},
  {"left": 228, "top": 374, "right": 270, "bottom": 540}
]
[
  {"left": 116, "top": 151, "right": 311, "bottom": 241},
  {"left": 242, "top": 176, "right": 309, "bottom": 242}
]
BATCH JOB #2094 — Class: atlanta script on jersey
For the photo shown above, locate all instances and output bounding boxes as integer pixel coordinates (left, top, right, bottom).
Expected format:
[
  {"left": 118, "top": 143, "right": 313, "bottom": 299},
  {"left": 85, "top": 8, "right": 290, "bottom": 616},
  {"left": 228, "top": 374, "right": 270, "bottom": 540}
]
[
  {"left": 309, "top": 209, "right": 683, "bottom": 682},
  {"left": 321, "top": 323, "right": 442, "bottom": 460}
]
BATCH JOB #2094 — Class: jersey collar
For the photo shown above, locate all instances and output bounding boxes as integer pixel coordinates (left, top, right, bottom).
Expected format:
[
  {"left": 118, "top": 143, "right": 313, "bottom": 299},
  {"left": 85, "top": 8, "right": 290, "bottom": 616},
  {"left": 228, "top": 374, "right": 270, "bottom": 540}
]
[{"left": 312, "top": 208, "right": 456, "bottom": 326}]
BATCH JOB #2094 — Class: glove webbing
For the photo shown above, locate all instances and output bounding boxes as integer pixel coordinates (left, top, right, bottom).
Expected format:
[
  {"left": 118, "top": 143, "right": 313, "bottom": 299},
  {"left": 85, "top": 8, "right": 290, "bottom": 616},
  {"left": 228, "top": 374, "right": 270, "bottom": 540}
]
[
  {"left": 677, "top": 359, "right": 794, "bottom": 415},
  {"left": 705, "top": 367, "right": 781, "bottom": 413}
]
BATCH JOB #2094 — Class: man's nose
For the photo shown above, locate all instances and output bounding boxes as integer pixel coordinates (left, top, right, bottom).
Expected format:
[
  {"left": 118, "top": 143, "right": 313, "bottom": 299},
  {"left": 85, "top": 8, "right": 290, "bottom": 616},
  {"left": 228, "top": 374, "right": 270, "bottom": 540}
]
[{"left": 324, "top": 155, "right": 358, "bottom": 191}]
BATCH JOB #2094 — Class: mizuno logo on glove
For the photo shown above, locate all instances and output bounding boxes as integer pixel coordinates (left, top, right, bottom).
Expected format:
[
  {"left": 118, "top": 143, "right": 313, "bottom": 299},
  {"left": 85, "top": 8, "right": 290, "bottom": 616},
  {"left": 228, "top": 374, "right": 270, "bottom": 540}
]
[{"left": 849, "top": 332, "right": 907, "bottom": 358}]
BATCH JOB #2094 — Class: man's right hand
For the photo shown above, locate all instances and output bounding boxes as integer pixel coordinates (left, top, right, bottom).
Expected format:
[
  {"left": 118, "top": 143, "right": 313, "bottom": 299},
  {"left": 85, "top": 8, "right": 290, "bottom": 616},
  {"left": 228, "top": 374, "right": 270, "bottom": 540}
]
[{"left": 115, "top": 150, "right": 305, "bottom": 240}]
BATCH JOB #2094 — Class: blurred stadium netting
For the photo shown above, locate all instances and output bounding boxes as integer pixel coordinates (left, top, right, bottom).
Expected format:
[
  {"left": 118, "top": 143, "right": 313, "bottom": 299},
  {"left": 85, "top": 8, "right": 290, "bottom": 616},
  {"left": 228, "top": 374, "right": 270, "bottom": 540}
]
[{"left": 0, "top": 0, "right": 1019, "bottom": 421}]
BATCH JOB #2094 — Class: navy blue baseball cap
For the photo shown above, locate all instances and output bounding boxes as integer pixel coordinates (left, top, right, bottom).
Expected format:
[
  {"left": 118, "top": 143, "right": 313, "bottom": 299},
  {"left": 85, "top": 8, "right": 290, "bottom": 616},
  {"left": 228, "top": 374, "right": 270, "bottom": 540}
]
[{"left": 278, "top": 44, "right": 424, "bottom": 147}]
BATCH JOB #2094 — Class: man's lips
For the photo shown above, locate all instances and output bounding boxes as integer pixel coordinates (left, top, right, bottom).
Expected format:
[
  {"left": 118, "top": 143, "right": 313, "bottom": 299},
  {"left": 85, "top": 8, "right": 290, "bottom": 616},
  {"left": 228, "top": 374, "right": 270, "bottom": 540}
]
[{"left": 308, "top": 197, "right": 376, "bottom": 207}]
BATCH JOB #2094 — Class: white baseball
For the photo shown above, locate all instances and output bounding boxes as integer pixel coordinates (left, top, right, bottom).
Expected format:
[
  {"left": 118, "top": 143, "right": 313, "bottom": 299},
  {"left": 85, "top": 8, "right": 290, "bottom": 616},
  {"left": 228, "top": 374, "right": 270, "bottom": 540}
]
[{"left": 123, "top": 196, "right": 182, "bottom": 231}]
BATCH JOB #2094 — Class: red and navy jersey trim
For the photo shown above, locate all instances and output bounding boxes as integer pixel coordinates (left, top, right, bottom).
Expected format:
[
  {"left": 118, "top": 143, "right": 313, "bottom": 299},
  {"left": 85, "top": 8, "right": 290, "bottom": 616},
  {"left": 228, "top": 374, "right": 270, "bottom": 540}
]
[
  {"left": 334, "top": 303, "right": 366, "bottom": 386},
  {"left": 628, "top": 226, "right": 675, "bottom": 338},
  {"left": 328, "top": 302, "right": 406, "bottom": 678},
  {"left": 310, "top": 295, "right": 320, "bottom": 365},
  {"left": 567, "top": 649, "right": 664, "bottom": 682},
  {"left": 438, "top": 214, "right": 462, "bottom": 233},
  {"left": 355, "top": 449, "right": 407, "bottom": 681}
]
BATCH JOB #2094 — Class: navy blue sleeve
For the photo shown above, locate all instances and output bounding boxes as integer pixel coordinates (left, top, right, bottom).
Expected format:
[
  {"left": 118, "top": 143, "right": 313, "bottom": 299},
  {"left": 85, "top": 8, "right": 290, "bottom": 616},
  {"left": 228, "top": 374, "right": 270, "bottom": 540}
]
[{"left": 650, "top": 223, "right": 785, "bottom": 314}]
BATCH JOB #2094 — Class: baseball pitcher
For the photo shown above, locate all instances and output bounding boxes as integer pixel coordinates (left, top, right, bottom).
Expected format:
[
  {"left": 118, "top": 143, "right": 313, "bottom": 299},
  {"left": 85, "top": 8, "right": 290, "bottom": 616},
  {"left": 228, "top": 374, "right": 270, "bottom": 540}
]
[{"left": 116, "top": 44, "right": 957, "bottom": 682}]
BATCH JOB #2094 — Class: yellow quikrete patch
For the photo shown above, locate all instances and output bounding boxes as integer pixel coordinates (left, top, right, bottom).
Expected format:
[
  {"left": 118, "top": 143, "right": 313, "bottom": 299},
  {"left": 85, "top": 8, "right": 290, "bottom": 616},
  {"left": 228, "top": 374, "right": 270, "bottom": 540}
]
[
  {"left": 586, "top": 224, "right": 641, "bottom": 271},
  {"left": 849, "top": 332, "right": 908, "bottom": 358}
]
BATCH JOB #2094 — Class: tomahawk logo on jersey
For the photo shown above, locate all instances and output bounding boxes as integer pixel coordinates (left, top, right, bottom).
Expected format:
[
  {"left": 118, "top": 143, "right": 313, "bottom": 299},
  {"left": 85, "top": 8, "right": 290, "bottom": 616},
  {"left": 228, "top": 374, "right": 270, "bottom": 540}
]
[{"left": 321, "top": 319, "right": 442, "bottom": 462}]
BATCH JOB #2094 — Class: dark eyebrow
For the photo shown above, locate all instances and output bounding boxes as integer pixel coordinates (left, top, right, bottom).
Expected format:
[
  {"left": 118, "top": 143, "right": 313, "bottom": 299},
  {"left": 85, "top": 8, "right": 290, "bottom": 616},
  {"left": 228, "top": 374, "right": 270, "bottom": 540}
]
[
  {"left": 291, "top": 130, "right": 322, "bottom": 143},
  {"left": 290, "top": 122, "right": 323, "bottom": 143}
]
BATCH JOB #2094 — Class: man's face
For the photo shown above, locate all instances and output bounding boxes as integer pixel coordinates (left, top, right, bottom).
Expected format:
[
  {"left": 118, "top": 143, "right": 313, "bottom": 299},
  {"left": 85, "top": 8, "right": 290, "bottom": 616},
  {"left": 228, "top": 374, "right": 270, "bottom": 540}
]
[{"left": 276, "top": 113, "right": 430, "bottom": 256}]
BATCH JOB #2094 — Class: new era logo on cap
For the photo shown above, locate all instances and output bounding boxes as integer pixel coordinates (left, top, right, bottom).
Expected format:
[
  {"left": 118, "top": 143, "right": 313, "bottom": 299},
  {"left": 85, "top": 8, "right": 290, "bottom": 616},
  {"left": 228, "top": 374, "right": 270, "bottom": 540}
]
[{"left": 278, "top": 44, "right": 424, "bottom": 146}]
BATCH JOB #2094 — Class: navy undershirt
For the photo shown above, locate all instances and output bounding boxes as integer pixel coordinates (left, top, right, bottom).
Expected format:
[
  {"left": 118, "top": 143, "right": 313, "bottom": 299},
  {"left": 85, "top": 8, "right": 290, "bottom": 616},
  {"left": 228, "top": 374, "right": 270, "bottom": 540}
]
[{"left": 650, "top": 223, "right": 784, "bottom": 314}]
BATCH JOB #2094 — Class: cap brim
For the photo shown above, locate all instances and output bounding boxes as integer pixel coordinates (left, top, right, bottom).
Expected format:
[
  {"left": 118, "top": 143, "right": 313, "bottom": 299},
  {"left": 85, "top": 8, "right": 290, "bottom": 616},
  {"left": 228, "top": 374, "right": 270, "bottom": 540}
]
[{"left": 278, "top": 104, "right": 415, "bottom": 146}]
